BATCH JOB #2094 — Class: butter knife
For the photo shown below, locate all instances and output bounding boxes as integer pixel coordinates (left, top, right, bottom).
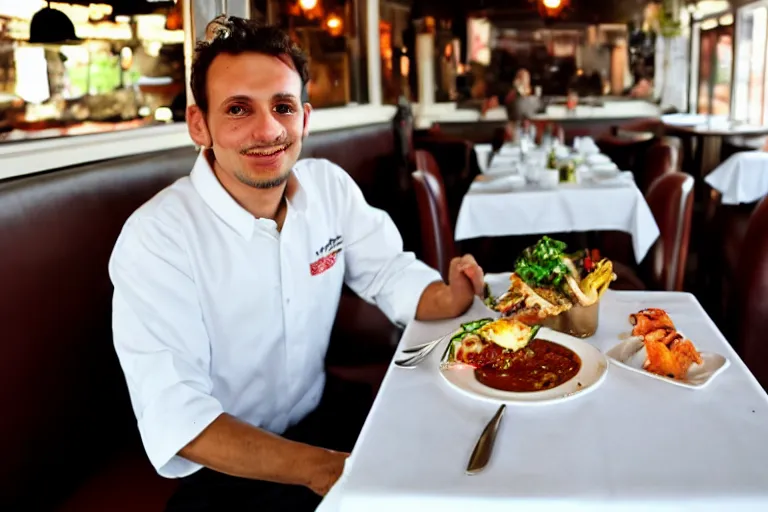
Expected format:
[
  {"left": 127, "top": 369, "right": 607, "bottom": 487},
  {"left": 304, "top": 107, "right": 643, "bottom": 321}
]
[{"left": 466, "top": 404, "right": 505, "bottom": 475}]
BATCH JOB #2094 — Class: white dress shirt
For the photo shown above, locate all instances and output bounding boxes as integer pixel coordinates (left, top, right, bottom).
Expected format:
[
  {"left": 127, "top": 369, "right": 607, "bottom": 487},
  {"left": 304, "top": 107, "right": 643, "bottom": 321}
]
[{"left": 109, "top": 152, "right": 441, "bottom": 478}]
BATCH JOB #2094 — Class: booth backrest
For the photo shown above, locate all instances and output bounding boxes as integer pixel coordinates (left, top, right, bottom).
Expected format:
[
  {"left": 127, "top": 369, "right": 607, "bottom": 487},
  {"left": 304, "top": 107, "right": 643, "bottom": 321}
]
[
  {"left": 0, "top": 121, "right": 409, "bottom": 509},
  {"left": 0, "top": 146, "right": 199, "bottom": 508}
]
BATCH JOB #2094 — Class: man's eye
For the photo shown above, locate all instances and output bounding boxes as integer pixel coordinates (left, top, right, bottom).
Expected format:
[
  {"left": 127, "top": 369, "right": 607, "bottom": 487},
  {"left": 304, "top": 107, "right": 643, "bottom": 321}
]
[
  {"left": 227, "top": 105, "right": 247, "bottom": 116},
  {"left": 274, "top": 104, "right": 295, "bottom": 115}
]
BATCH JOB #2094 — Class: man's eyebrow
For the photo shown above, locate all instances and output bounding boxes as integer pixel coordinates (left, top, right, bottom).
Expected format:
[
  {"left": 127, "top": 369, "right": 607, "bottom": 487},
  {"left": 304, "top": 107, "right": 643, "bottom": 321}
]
[
  {"left": 273, "top": 93, "right": 299, "bottom": 102},
  {"left": 220, "top": 95, "right": 251, "bottom": 106}
]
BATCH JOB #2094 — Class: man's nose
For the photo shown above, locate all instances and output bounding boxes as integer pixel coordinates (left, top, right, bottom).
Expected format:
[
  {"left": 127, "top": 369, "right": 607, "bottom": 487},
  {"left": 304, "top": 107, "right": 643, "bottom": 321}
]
[{"left": 251, "top": 110, "right": 284, "bottom": 143}]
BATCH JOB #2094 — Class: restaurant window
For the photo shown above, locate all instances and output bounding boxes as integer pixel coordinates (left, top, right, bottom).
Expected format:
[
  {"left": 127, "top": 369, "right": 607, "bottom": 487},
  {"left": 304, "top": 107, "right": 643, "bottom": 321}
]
[
  {"left": 733, "top": 0, "right": 768, "bottom": 125},
  {"left": 0, "top": 1, "right": 185, "bottom": 143},
  {"left": 256, "top": 0, "right": 368, "bottom": 108}
]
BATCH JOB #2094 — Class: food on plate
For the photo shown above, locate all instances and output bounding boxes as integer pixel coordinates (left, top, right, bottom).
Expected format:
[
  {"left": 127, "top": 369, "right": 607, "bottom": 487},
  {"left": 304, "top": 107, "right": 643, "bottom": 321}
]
[
  {"left": 444, "top": 317, "right": 581, "bottom": 392},
  {"left": 629, "top": 308, "right": 703, "bottom": 380},
  {"left": 486, "top": 236, "right": 616, "bottom": 323}
]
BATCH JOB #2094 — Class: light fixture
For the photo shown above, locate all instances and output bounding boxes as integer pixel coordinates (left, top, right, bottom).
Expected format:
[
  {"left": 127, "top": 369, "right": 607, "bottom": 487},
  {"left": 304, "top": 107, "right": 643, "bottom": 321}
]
[
  {"left": 537, "top": 0, "right": 568, "bottom": 18},
  {"left": 299, "top": 0, "right": 318, "bottom": 10},
  {"left": 29, "top": 1, "right": 81, "bottom": 45},
  {"left": 325, "top": 13, "right": 343, "bottom": 36},
  {"left": 719, "top": 13, "right": 734, "bottom": 26}
]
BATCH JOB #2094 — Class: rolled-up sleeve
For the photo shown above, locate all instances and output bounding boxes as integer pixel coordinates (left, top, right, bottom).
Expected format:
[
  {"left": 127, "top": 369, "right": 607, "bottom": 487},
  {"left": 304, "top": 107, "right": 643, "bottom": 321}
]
[
  {"left": 332, "top": 164, "right": 442, "bottom": 327},
  {"left": 109, "top": 215, "right": 223, "bottom": 478}
]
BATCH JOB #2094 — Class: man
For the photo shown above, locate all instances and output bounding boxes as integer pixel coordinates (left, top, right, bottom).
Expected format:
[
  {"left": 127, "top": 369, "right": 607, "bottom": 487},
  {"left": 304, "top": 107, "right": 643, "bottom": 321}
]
[{"left": 109, "top": 15, "right": 485, "bottom": 511}]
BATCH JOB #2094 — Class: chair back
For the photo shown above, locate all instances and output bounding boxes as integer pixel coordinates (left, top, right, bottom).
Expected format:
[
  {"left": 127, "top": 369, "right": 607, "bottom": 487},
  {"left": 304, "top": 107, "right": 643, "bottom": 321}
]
[
  {"left": 736, "top": 197, "right": 768, "bottom": 387},
  {"left": 641, "top": 140, "right": 676, "bottom": 193},
  {"left": 412, "top": 150, "right": 456, "bottom": 280},
  {"left": 645, "top": 172, "right": 695, "bottom": 291}
]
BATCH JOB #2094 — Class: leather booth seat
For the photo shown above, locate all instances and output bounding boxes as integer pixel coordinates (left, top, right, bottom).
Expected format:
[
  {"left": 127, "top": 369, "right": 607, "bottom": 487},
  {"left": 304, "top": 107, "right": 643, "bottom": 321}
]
[{"left": 0, "top": 122, "right": 412, "bottom": 511}]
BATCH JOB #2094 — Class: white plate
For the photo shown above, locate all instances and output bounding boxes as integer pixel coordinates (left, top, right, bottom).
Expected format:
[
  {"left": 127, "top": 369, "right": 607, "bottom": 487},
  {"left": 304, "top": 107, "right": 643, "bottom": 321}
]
[
  {"left": 439, "top": 327, "right": 608, "bottom": 406},
  {"left": 605, "top": 337, "right": 730, "bottom": 389}
]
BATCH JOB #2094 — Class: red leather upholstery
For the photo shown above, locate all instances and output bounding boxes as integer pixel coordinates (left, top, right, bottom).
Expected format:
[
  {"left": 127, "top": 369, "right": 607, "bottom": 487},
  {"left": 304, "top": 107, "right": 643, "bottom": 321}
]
[
  {"left": 736, "top": 197, "right": 768, "bottom": 388},
  {"left": 607, "top": 172, "right": 694, "bottom": 292},
  {"left": 1, "top": 123, "right": 412, "bottom": 510},
  {"left": 0, "top": 147, "right": 197, "bottom": 511},
  {"left": 640, "top": 140, "right": 675, "bottom": 194},
  {"left": 412, "top": 149, "right": 456, "bottom": 280},
  {"left": 645, "top": 172, "right": 695, "bottom": 291}
]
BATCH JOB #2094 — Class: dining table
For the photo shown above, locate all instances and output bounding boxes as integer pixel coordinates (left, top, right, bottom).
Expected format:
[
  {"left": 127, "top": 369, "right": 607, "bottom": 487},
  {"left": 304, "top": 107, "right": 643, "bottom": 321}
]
[
  {"left": 457, "top": 144, "right": 660, "bottom": 263},
  {"left": 705, "top": 150, "right": 768, "bottom": 205},
  {"left": 317, "top": 282, "right": 768, "bottom": 512}
]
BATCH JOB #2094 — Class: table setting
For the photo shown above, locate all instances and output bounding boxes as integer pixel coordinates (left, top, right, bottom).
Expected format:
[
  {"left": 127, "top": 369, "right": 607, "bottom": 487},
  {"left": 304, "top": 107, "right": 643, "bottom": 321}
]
[
  {"left": 318, "top": 237, "right": 768, "bottom": 512},
  {"left": 460, "top": 140, "right": 659, "bottom": 263}
]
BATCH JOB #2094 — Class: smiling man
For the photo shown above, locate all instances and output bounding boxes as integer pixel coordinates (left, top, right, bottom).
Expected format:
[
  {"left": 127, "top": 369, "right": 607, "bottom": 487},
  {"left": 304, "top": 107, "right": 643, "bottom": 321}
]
[{"left": 109, "top": 16, "right": 485, "bottom": 512}]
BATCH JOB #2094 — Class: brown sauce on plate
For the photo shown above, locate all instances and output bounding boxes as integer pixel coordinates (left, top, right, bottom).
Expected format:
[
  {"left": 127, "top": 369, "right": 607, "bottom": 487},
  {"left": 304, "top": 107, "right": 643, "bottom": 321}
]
[{"left": 474, "top": 339, "right": 581, "bottom": 392}]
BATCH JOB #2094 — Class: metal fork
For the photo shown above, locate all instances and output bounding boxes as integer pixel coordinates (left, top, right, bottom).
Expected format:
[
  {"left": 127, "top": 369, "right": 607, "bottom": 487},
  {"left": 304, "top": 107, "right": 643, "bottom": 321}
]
[{"left": 394, "top": 332, "right": 452, "bottom": 368}]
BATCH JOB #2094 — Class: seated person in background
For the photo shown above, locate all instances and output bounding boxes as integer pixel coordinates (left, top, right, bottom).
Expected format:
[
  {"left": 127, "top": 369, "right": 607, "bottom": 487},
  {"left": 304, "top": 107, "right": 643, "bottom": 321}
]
[
  {"left": 482, "top": 68, "right": 540, "bottom": 140},
  {"left": 109, "top": 15, "right": 486, "bottom": 512}
]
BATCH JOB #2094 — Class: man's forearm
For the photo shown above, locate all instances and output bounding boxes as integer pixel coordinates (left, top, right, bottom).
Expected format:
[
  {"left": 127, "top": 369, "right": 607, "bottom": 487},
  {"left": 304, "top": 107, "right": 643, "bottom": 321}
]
[
  {"left": 179, "top": 413, "right": 345, "bottom": 494},
  {"left": 415, "top": 281, "right": 472, "bottom": 321}
]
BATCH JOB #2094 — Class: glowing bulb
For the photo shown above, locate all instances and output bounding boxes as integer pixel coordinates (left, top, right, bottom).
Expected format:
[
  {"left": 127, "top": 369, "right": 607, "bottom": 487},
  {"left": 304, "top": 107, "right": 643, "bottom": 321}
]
[
  {"left": 299, "top": 0, "right": 318, "bottom": 10},
  {"left": 542, "top": 0, "right": 562, "bottom": 8},
  {"left": 327, "top": 16, "right": 341, "bottom": 29}
]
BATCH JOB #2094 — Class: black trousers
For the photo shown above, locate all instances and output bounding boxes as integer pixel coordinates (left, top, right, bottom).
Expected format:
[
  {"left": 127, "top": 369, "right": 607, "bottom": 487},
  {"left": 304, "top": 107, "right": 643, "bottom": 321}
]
[{"left": 165, "top": 376, "right": 373, "bottom": 512}]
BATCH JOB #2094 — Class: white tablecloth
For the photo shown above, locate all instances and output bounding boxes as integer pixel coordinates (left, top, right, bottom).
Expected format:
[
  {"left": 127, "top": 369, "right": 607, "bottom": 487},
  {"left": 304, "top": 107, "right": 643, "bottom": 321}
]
[
  {"left": 322, "top": 290, "right": 768, "bottom": 512},
  {"left": 454, "top": 178, "right": 660, "bottom": 263},
  {"left": 705, "top": 151, "right": 768, "bottom": 205}
]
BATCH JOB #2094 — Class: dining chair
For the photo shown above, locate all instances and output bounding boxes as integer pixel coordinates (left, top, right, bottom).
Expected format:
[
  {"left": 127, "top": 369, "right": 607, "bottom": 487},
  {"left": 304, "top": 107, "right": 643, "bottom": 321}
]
[
  {"left": 645, "top": 171, "right": 696, "bottom": 291},
  {"left": 735, "top": 196, "right": 768, "bottom": 388},
  {"left": 612, "top": 172, "right": 695, "bottom": 292},
  {"left": 640, "top": 140, "right": 676, "bottom": 194},
  {"left": 411, "top": 150, "right": 457, "bottom": 281}
]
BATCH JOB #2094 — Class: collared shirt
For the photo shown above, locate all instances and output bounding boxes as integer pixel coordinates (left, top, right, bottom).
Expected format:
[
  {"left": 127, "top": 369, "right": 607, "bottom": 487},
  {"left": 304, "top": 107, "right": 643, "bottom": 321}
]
[{"left": 109, "top": 152, "right": 441, "bottom": 478}]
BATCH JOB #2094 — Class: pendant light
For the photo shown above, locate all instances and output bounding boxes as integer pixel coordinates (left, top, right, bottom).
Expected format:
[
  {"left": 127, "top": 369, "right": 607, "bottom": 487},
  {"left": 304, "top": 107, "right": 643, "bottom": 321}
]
[{"left": 29, "top": 1, "right": 82, "bottom": 45}]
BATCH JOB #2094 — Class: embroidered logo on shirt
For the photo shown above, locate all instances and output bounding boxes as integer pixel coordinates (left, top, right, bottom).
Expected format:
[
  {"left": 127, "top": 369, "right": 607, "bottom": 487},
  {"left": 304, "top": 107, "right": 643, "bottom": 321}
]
[{"left": 310, "top": 235, "right": 344, "bottom": 276}]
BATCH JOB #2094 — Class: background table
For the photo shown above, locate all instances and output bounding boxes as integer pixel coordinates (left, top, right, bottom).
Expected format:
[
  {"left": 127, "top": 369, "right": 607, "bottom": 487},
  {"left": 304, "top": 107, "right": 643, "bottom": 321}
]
[
  {"left": 705, "top": 151, "right": 768, "bottom": 205},
  {"left": 324, "top": 289, "right": 768, "bottom": 512},
  {"left": 454, "top": 177, "right": 660, "bottom": 263}
]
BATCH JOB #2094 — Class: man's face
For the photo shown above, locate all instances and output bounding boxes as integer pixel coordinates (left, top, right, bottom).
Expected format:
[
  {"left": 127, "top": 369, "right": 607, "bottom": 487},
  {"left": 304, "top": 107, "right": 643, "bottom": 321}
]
[{"left": 199, "top": 52, "right": 310, "bottom": 189}]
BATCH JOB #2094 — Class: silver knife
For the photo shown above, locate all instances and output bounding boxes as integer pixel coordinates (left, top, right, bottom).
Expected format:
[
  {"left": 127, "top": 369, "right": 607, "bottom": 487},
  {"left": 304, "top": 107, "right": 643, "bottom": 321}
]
[{"left": 466, "top": 404, "right": 506, "bottom": 475}]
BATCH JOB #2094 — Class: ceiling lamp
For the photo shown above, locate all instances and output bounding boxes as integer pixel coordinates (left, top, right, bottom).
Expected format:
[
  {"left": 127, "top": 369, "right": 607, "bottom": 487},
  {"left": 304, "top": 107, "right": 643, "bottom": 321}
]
[
  {"left": 299, "top": 0, "right": 319, "bottom": 10},
  {"left": 537, "top": 0, "right": 569, "bottom": 18},
  {"left": 29, "top": 1, "right": 81, "bottom": 45},
  {"left": 325, "top": 13, "right": 343, "bottom": 37}
]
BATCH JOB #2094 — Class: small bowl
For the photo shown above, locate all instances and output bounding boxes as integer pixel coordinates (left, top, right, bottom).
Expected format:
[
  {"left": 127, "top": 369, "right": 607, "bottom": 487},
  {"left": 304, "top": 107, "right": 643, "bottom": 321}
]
[{"left": 540, "top": 302, "right": 599, "bottom": 338}]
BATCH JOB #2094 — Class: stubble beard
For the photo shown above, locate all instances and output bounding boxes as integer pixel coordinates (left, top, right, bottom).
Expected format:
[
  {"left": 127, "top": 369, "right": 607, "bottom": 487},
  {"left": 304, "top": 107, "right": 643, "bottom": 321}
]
[{"left": 235, "top": 168, "right": 292, "bottom": 189}]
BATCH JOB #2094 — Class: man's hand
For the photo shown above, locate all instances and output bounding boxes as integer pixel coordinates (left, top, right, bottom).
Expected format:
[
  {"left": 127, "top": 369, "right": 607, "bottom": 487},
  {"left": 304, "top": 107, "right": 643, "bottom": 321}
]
[
  {"left": 306, "top": 449, "right": 349, "bottom": 496},
  {"left": 416, "top": 254, "right": 485, "bottom": 321},
  {"left": 447, "top": 254, "right": 485, "bottom": 311}
]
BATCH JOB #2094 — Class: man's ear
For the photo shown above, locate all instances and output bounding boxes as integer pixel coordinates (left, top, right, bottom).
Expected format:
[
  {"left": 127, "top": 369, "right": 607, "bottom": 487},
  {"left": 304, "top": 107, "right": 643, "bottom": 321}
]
[
  {"left": 187, "top": 105, "right": 213, "bottom": 147},
  {"left": 302, "top": 102, "right": 312, "bottom": 138}
]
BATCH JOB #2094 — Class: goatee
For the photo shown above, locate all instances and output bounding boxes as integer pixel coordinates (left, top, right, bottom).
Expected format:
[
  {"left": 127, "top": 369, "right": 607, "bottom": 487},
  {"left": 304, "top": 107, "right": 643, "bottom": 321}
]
[{"left": 235, "top": 169, "right": 291, "bottom": 189}]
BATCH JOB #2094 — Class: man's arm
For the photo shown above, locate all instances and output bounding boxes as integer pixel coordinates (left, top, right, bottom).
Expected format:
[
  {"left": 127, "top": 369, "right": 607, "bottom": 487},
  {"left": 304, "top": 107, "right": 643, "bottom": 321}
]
[
  {"left": 415, "top": 255, "right": 486, "bottom": 321},
  {"left": 179, "top": 414, "right": 346, "bottom": 495}
]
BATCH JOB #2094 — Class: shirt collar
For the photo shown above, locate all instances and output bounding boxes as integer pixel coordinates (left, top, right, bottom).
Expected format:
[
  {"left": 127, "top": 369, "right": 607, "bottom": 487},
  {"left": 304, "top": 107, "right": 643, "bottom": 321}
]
[{"left": 189, "top": 150, "right": 308, "bottom": 240}]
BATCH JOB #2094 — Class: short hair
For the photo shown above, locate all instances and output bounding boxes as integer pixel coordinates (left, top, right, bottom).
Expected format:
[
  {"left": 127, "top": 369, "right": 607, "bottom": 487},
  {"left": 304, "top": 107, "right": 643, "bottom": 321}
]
[{"left": 190, "top": 15, "right": 309, "bottom": 114}]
